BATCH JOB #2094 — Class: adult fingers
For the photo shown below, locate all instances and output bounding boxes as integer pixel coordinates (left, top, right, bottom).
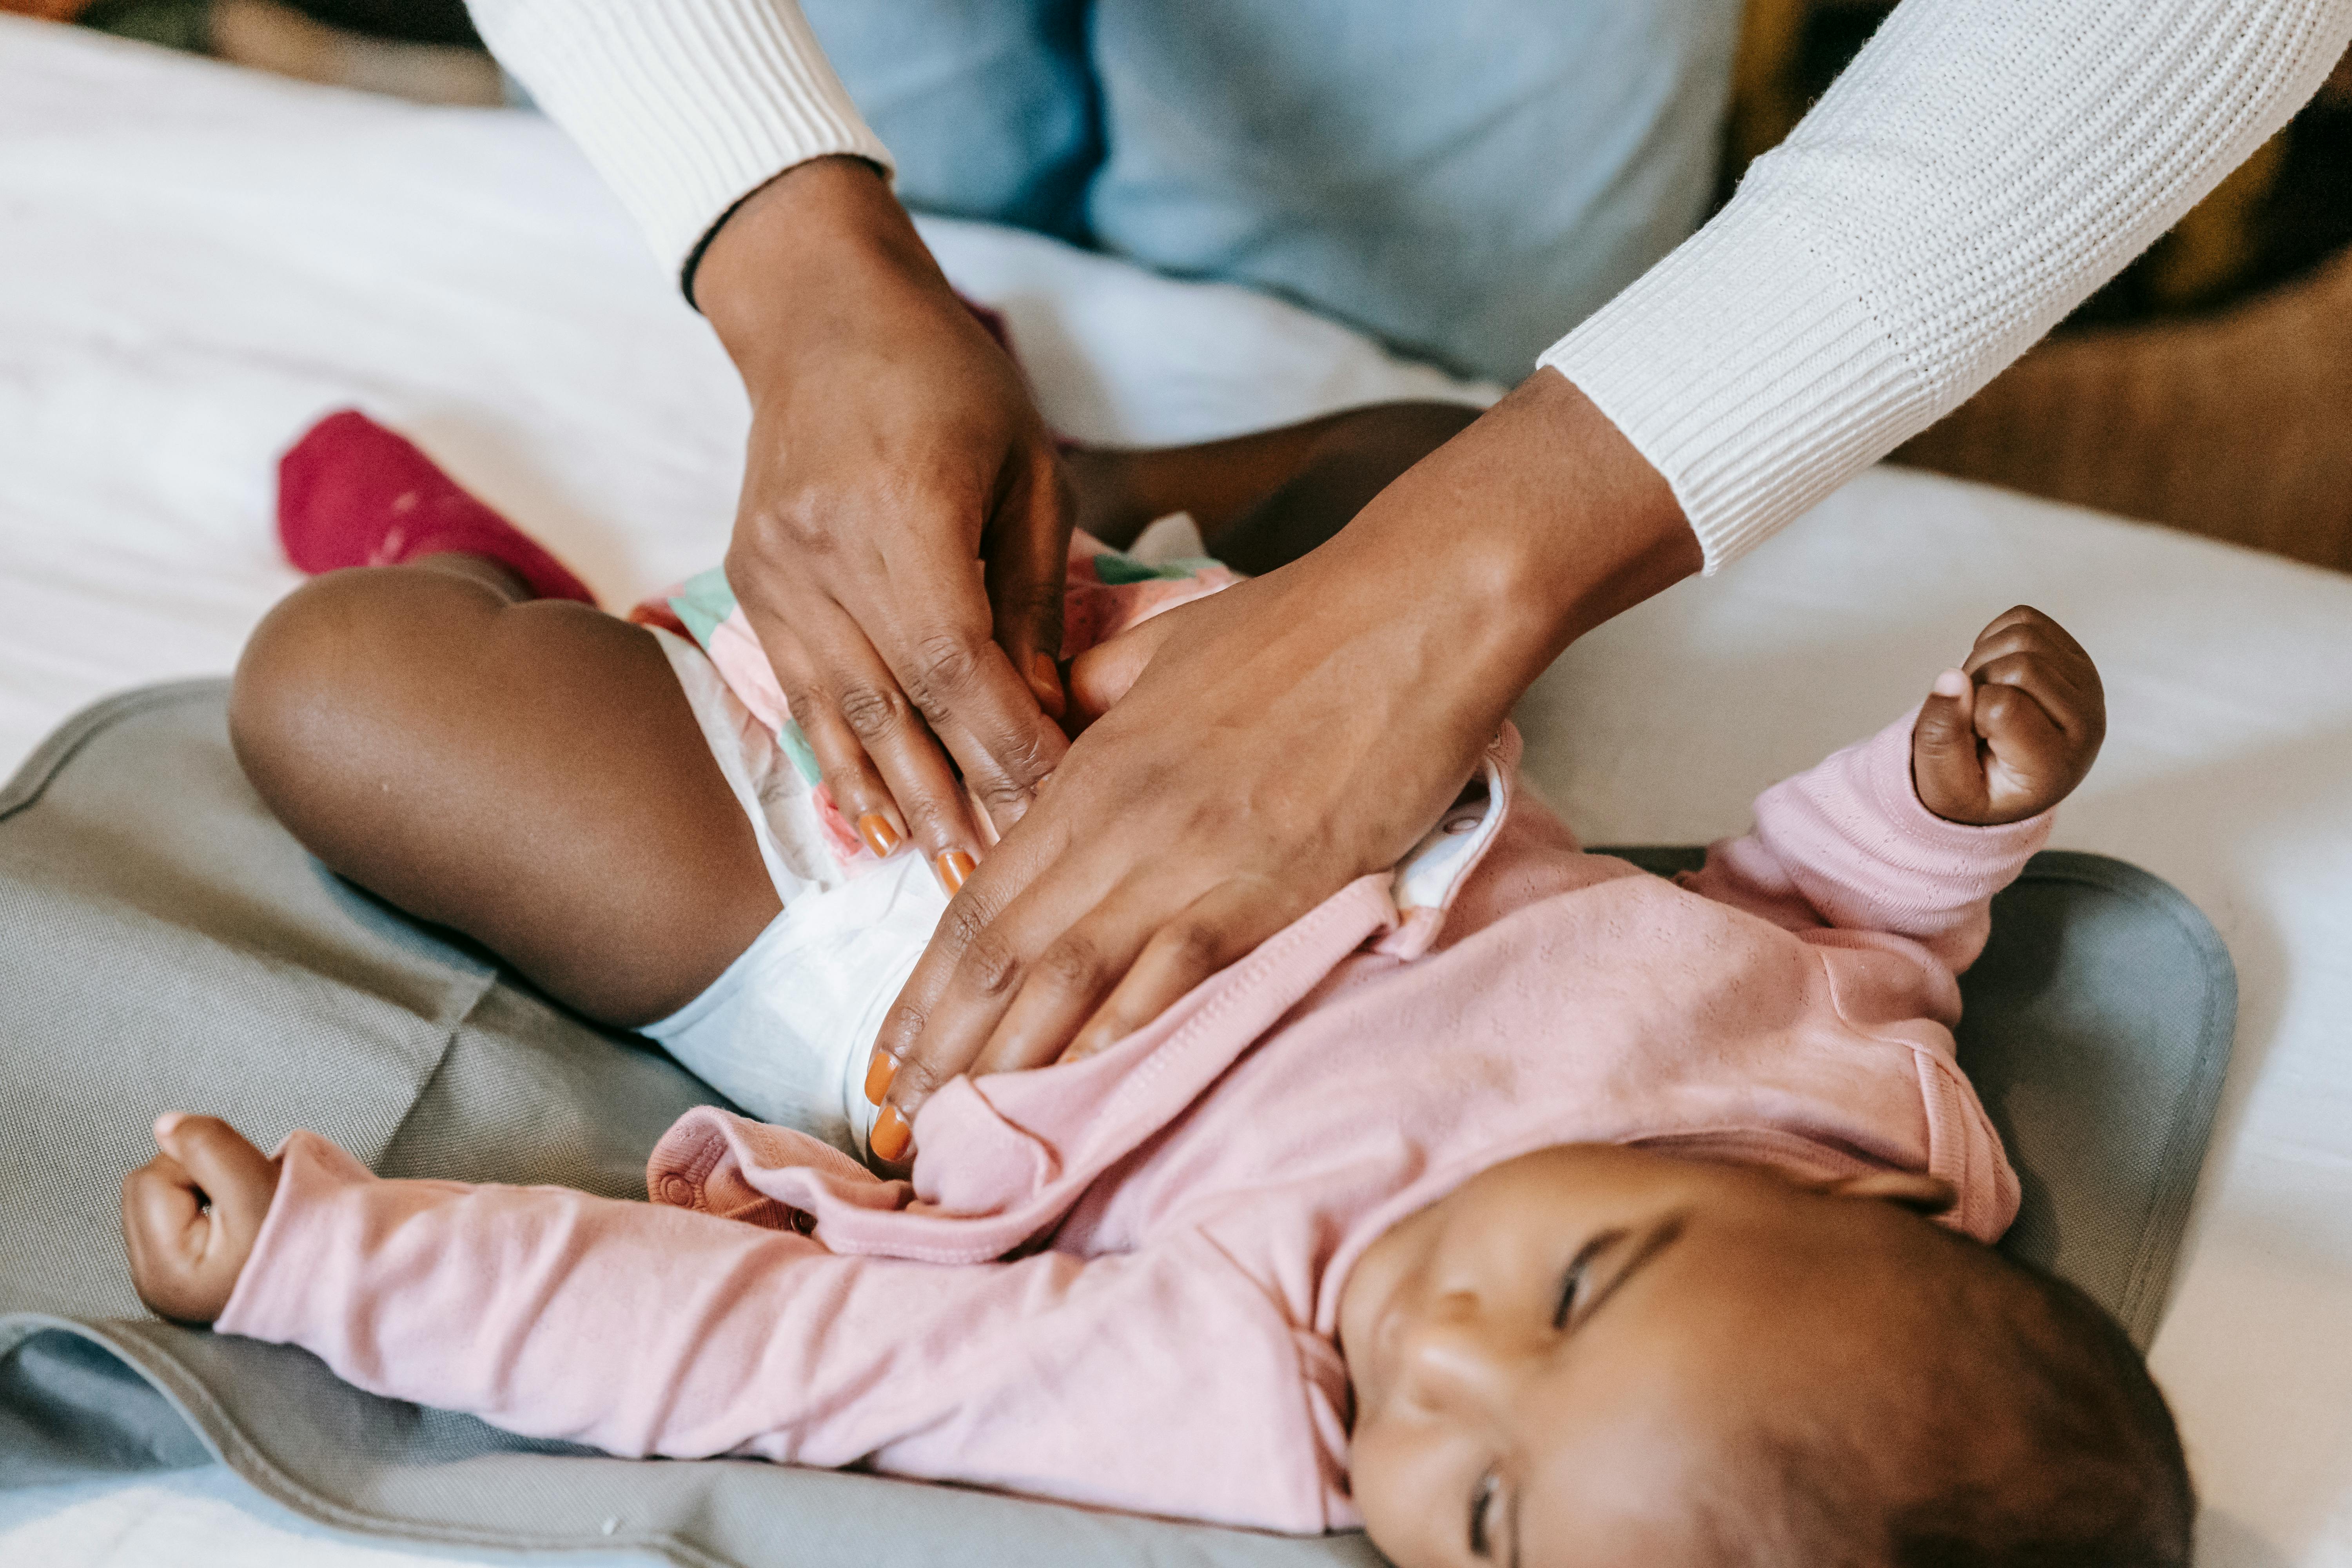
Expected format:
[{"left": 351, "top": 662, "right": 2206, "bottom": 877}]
[
  {"left": 751, "top": 612, "right": 909, "bottom": 856},
  {"left": 1061, "top": 880, "right": 1289, "bottom": 1062},
  {"left": 1911, "top": 669, "right": 1988, "bottom": 823},
  {"left": 737, "top": 578, "right": 986, "bottom": 880},
  {"left": 964, "top": 871, "right": 1281, "bottom": 1076},
  {"left": 982, "top": 446, "right": 1073, "bottom": 728},
  {"left": 882, "top": 604, "right": 1071, "bottom": 837},
  {"left": 862, "top": 814, "right": 1082, "bottom": 1152}
]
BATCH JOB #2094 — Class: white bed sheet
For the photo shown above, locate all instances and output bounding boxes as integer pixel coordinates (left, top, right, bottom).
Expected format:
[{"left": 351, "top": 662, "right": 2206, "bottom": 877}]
[{"left": 2, "top": 19, "right": 2348, "bottom": 1567}]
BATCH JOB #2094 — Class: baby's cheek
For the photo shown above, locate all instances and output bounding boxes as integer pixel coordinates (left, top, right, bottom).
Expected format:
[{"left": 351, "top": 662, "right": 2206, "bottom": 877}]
[{"left": 1345, "top": 1417, "right": 1444, "bottom": 1568}]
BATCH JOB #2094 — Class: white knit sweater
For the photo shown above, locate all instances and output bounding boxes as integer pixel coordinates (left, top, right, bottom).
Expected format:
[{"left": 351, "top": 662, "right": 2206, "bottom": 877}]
[{"left": 468, "top": 0, "right": 2352, "bottom": 571}]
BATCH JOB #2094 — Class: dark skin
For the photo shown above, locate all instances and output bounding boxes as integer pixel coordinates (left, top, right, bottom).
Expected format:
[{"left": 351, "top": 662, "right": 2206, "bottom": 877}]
[
  {"left": 221, "top": 402, "right": 1483, "bottom": 1032},
  {"left": 124, "top": 404, "right": 1481, "bottom": 1318},
  {"left": 128, "top": 571, "right": 2102, "bottom": 1313}
]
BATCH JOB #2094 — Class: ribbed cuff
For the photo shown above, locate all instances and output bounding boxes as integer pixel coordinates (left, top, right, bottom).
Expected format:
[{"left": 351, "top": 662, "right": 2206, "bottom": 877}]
[
  {"left": 470, "top": 0, "right": 895, "bottom": 289},
  {"left": 1537, "top": 188, "right": 1927, "bottom": 573}
]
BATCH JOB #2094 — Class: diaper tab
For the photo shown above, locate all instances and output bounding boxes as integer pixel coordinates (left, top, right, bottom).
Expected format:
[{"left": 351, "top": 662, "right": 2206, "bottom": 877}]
[{"left": 1372, "top": 727, "right": 1522, "bottom": 961}]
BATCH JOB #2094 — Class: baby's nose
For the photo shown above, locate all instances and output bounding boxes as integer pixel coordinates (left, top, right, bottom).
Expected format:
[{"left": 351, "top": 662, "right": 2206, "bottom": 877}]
[{"left": 1391, "top": 1294, "right": 1523, "bottom": 1418}]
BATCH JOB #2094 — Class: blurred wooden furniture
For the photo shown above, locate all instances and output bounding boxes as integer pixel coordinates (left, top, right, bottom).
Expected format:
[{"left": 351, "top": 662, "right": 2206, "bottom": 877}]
[
  {"left": 1733, "top": 2, "right": 2352, "bottom": 574},
  {"left": 1898, "top": 245, "right": 2352, "bottom": 574}
]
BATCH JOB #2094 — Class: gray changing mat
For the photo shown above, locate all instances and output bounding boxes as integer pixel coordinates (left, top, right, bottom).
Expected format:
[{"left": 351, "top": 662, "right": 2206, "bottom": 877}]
[{"left": 0, "top": 682, "right": 2236, "bottom": 1566}]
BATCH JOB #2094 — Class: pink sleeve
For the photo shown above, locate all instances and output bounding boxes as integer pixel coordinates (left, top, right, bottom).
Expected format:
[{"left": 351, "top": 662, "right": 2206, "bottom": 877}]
[
  {"left": 1677, "top": 710, "right": 2051, "bottom": 972},
  {"left": 215, "top": 1133, "right": 1344, "bottom": 1532}
]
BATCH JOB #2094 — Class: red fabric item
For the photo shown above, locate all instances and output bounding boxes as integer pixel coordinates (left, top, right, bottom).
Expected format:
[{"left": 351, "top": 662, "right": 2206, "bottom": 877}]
[{"left": 277, "top": 409, "right": 597, "bottom": 607}]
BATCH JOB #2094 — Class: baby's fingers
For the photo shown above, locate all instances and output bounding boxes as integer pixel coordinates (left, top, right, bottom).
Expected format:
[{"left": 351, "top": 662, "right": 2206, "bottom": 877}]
[
  {"left": 1972, "top": 683, "right": 2078, "bottom": 822},
  {"left": 122, "top": 1113, "right": 280, "bottom": 1324},
  {"left": 154, "top": 1113, "right": 280, "bottom": 1235},
  {"left": 1911, "top": 670, "right": 1990, "bottom": 824},
  {"left": 122, "top": 1149, "right": 215, "bottom": 1323},
  {"left": 1969, "top": 650, "right": 2097, "bottom": 743}
]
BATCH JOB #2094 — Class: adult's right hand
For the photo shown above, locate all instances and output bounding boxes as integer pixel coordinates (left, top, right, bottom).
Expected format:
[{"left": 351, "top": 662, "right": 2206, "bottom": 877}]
[
  {"left": 695, "top": 157, "right": 1074, "bottom": 885},
  {"left": 862, "top": 372, "right": 1704, "bottom": 1163}
]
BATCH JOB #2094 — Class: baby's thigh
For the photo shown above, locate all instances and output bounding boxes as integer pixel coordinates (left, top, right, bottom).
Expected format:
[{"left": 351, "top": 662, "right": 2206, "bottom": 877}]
[{"left": 231, "top": 566, "right": 780, "bottom": 1025}]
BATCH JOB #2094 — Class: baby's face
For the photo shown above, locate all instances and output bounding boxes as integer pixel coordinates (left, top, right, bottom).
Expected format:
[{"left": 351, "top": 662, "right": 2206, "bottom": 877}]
[{"left": 1339, "top": 1143, "right": 1958, "bottom": 1568}]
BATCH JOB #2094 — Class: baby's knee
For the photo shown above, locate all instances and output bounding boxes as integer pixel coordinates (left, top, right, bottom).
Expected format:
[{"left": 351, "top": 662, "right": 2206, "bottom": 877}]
[{"left": 228, "top": 568, "right": 488, "bottom": 818}]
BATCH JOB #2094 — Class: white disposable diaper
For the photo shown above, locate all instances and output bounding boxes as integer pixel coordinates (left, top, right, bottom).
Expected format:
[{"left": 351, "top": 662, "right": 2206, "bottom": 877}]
[
  {"left": 640, "top": 628, "right": 949, "bottom": 1159},
  {"left": 636, "top": 622, "right": 1508, "bottom": 1163}
]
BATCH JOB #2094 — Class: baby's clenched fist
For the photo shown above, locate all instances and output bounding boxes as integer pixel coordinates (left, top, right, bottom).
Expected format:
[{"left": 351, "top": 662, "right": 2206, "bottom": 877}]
[
  {"left": 121, "top": 1112, "right": 279, "bottom": 1325},
  {"left": 1912, "top": 606, "right": 2105, "bottom": 826}
]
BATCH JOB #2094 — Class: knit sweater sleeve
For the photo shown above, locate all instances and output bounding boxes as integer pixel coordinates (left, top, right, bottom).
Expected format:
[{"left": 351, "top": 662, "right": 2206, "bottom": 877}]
[
  {"left": 1542, "top": 0, "right": 2352, "bottom": 570},
  {"left": 463, "top": 0, "right": 893, "bottom": 287}
]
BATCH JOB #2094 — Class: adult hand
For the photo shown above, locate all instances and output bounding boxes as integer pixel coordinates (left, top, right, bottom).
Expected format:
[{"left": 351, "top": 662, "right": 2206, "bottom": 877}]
[
  {"left": 697, "top": 157, "right": 1073, "bottom": 882},
  {"left": 862, "top": 372, "right": 1702, "bottom": 1161}
]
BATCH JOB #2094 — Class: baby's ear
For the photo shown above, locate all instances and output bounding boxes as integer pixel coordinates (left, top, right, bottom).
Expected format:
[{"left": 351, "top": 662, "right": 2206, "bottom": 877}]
[{"left": 1818, "top": 1171, "right": 1958, "bottom": 1216}]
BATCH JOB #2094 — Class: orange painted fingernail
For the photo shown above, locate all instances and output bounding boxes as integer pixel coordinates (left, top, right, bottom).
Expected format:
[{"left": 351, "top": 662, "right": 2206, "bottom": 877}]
[
  {"left": 935, "top": 850, "right": 975, "bottom": 894},
  {"left": 864, "top": 1048, "right": 897, "bottom": 1106},
  {"left": 857, "top": 813, "right": 903, "bottom": 858},
  {"left": 1028, "top": 650, "right": 1065, "bottom": 716},
  {"left": 870, "top": 1103, "right": 911, "bottom": 1163}
]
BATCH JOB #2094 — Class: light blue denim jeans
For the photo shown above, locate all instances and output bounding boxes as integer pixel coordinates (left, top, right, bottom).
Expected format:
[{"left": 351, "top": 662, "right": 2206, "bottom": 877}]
[{"left": 799, "top": 0, "right": 1740, "bottom": 383}]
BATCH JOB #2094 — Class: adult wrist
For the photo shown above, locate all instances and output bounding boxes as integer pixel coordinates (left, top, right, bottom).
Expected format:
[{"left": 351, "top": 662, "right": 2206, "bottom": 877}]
[
  {"left": 693, "top": 155, "right": 942, "bottom": 388},
  {"left": 1336, "top": 370, "right": 1699, "bottom": 725}
]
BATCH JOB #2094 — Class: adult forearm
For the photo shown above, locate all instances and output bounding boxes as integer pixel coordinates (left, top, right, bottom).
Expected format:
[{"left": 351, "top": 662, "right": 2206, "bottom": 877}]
[
  {"left": 1546, "top": 0, "right": 2352, "bottom": 570},
  {"left": 463, "top": 0, "right": 891, "bottom": 287}
]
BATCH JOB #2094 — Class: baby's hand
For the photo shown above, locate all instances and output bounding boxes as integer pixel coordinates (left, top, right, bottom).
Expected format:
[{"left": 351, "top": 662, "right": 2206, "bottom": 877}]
[
  {"left": 121, "top": 1113, "right": 281, "bottom": 1325},
  {"left": 1912, "top": 606, "right": 2105, "bottom": 825}
]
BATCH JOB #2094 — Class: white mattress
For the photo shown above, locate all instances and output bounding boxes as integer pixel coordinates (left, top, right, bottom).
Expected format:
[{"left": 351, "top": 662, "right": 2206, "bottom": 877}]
[{"left": 4, "top": 18, "right": 2349, "bottom": 1567}]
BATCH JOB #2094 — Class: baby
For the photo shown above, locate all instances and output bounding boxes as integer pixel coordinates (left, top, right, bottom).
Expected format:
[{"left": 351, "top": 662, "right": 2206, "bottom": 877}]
[{"left": 122, "top": 410, "right": 2189, "bottom": 1566}]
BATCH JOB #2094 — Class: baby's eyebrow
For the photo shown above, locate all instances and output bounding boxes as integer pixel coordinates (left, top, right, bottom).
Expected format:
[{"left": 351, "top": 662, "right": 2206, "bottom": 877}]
[
  {"left": 1573, "top": 1209, "right": 1690, "bottom": 1330},
  {"left": 1504, "top": 1213, "right": 1691, "bottom": 1568}
]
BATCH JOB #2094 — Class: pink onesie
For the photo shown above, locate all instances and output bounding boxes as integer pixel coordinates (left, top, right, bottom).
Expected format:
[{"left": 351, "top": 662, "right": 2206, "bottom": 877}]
[{"left": 216, "top": 714, "right": 2045, "bottom": 1534}]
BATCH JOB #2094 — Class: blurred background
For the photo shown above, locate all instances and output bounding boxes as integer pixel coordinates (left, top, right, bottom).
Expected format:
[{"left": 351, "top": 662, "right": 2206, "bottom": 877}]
[{"left": 11, "top": 0, "right": 2350, "bottom": 574}]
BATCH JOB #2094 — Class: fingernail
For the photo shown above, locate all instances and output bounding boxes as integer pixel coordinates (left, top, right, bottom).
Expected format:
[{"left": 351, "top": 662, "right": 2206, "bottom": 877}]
[
  {"left": 857, "top": 813, "right": 903, "bottom": 858},
  {"left": 870, "top": 1103, "right": 912, "bottom": 1163},
  {"left": 864, "top": 1047, "right": 897, "bottom": 1106},
  {"left": 935, "top": 850, "right": 975, "bottom": 895},
  {"left": 1932, "top": 668, "right": 1970, "bottom": 699},
  {"left": 153, "top": 1111, "right": 185, "bottom": 1141},
  {"left": 1028, "top": 650, "right": 1065, "bottom": 715}
]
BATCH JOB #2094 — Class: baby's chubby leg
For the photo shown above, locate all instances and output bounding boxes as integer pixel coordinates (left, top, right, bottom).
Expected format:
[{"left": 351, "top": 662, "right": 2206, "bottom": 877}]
[{"left": 231, "top": 557, "right": 780, "bottom": 1026}]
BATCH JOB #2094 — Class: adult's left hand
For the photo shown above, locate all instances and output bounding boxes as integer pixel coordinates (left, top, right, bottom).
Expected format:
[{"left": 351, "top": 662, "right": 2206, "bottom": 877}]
[{"left": 863, "top": 372, "right": 1702, "bottom": 1161}]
